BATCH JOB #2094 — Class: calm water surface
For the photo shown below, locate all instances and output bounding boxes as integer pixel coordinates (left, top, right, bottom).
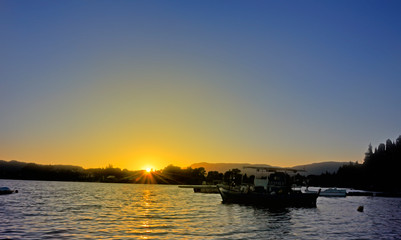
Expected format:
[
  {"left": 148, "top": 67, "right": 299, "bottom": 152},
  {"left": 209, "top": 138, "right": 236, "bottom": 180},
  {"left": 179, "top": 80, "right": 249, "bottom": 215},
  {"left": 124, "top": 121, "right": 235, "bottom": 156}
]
[{"left": 1, "top": 180, "right": 401, "bottom": 239}]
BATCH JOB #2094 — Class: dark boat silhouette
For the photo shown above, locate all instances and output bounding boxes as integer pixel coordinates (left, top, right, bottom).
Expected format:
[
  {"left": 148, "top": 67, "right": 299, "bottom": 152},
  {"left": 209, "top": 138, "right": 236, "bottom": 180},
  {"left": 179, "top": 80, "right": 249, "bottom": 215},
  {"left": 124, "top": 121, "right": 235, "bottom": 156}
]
[{"left": 217, "top": 167, "right": 319, "bottom": 207}]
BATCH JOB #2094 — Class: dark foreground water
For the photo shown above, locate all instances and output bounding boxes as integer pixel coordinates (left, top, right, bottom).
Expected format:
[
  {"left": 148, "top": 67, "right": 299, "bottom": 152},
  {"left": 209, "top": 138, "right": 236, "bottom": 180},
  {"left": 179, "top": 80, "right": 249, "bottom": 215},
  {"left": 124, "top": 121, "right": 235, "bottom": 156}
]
[{"left": 1, "top": 180, "right": 401, "bottom": 239}]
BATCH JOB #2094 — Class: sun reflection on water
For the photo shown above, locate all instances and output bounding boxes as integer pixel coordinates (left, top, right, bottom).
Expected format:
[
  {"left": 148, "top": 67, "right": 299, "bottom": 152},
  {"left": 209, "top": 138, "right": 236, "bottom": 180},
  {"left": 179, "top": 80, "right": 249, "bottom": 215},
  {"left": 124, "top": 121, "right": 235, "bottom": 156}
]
[{"left": 140, "top": 189, "right": 153, "bottom": 239}]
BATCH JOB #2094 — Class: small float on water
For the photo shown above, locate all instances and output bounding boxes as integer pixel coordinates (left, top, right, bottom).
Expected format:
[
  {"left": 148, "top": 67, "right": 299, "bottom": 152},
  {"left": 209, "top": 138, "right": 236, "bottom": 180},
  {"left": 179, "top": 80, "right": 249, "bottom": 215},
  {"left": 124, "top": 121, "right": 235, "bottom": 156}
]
[
  {"left": 0, "top": 187, "right": 17, "bottom": 195},
  {"left": 217, "top": 167, "right": 319, "bottom": 207}
]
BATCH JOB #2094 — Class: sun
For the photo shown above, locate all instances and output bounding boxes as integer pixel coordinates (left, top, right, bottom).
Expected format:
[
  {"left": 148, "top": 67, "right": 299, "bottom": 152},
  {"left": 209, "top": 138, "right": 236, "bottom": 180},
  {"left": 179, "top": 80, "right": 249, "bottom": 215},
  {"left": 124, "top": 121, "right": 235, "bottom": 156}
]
[{"left": 136, "top": 166, "right": 158, "bottom": 184}]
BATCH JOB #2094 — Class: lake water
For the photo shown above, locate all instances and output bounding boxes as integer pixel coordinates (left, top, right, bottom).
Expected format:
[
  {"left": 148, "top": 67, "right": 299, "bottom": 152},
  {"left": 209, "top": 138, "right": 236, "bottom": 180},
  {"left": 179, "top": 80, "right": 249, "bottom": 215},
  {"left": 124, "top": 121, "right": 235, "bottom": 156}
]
[{"left": 1, "top": 180, "right": 401, "bottom": 239}]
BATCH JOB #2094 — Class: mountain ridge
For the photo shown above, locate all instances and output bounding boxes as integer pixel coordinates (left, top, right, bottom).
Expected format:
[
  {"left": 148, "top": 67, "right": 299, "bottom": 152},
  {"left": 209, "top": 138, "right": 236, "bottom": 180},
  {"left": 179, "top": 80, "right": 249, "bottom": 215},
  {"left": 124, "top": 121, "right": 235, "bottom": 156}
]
[{"left": 190, "top": 161, "right": 348, "bottom": 175}]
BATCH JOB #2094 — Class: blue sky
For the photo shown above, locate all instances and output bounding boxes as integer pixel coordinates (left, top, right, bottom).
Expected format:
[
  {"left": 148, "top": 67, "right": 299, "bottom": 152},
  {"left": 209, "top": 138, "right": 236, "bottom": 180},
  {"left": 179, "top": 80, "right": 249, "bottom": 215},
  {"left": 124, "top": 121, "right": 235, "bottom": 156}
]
[{"left": 1, "top": 1, "right": 400, "bottom": 170}]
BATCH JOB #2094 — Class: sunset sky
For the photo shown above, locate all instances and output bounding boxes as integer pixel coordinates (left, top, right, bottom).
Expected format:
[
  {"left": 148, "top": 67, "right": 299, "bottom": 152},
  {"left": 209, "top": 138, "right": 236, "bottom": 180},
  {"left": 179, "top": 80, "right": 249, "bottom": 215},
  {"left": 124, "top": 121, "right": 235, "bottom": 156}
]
[{"left": 1, "top": 1, "right": 400, "bottom": 171}]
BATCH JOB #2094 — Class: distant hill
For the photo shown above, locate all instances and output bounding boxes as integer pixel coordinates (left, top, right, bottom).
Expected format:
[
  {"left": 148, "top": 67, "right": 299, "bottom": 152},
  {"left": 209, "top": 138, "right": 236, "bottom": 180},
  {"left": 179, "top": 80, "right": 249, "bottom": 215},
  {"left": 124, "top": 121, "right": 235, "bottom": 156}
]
[
  {"left": 0, "top": 160, "right": 84, "bottom": 172},
  {"left": 292, "top": 161, "right": 348, "bottom": 175},
  {"left": 0, "top": 160, "right": 28, "bottom": 171},
  {"left": 190, "top": 161, "right": 348, "bottom": 175},
  {"left": 189, "top": 162, "right": 273, "bottom": 174}
]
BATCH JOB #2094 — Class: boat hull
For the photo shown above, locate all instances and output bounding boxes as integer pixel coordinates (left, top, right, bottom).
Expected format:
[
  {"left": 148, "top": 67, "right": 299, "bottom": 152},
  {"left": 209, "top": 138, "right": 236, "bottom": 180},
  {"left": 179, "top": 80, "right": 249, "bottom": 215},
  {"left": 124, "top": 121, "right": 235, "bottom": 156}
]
[
  {"left": 320, "top": 188, "right": 346, "bottom": 197},
  {"left": 218, "top": 186, "right": 319, "bottom": 207},
  {"left": 320, "top": 192, "right": 346, "bottom": 197},
  {"left": 305, "top": 188, "right": 347, "bottom": 197}
]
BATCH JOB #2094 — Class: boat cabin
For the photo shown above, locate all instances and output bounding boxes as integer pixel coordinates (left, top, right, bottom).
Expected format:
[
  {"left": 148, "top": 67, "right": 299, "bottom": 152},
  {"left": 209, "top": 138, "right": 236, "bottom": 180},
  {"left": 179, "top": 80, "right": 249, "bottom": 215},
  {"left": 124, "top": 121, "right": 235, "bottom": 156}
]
[{"left": 244, "top": 167, "right": 304, "bottom": 193}]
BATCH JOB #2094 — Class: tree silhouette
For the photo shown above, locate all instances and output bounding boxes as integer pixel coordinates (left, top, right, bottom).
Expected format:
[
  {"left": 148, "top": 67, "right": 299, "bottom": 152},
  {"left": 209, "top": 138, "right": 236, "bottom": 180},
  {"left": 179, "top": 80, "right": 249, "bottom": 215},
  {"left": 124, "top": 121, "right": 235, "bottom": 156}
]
[{"left": 2, "top": 135, "right": 400, "bottom": 191}]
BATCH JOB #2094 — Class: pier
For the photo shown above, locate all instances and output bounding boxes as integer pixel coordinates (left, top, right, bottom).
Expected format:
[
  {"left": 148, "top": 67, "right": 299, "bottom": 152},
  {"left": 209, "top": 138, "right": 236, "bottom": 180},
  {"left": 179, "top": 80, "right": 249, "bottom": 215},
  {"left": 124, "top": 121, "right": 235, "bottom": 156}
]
[{"left": 178, "top": 185, "right": 219, "bottom": 193}]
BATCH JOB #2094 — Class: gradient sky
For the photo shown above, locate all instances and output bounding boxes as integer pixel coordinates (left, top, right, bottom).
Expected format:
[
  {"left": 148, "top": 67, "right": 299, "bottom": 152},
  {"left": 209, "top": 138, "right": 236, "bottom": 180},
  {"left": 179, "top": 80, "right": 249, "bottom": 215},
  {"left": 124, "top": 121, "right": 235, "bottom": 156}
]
[{"left": 1, "top": 1, "right": 400, "bottom": 171}]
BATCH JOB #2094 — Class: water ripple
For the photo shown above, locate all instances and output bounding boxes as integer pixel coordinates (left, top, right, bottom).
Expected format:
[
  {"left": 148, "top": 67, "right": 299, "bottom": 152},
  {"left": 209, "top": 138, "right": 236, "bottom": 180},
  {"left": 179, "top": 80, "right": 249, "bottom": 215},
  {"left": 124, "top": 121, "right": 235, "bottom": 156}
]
[{"left": 1, "top": 180, "right": 401, "bottom": 239}]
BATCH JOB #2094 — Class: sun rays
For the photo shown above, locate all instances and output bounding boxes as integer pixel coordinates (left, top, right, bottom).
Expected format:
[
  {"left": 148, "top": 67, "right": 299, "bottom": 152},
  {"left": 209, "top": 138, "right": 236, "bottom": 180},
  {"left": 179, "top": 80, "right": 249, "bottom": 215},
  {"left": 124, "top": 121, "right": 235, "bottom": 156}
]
[{"left": 133, "top": 169, "right": 185, "bottom": 185}]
